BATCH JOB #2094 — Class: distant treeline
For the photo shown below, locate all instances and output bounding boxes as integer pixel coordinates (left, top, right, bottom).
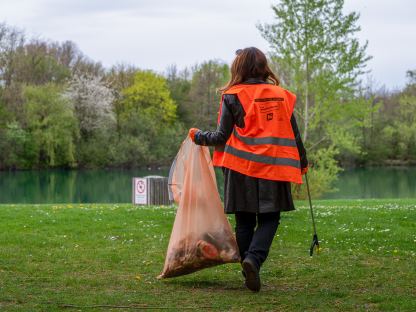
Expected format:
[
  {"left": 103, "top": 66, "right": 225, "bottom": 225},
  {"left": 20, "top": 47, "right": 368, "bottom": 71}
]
[
  {"left": 0, "top": 21, "right": 415, "bottom": 174},
  {"left": 0, "top": 22, "right": 230, "bottom": 170}
]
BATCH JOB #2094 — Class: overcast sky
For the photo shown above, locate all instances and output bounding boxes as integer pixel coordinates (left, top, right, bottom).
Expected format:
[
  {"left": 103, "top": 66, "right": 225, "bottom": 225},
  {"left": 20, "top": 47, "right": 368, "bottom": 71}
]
[{"left": 1, "top": 0, "right": 415, "bottom": 89}]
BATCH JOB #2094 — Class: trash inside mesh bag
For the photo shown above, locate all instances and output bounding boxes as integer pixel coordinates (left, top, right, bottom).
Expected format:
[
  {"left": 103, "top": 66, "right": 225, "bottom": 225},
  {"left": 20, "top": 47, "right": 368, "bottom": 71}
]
[{"left": 157, "top": 136, "right": 240, "bottom": 279}]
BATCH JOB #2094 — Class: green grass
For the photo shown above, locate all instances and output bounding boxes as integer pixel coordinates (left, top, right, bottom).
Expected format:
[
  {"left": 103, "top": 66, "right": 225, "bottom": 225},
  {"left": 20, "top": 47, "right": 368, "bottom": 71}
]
[{"left": 0, "top": 199, "right": 415, "bottom": 311}]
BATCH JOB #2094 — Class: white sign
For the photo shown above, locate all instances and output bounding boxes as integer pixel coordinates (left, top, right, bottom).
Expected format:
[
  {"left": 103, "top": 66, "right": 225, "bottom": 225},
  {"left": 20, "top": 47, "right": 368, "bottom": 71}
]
[{"left": 133, "top": 178, "right": 147, "bottom": 205}]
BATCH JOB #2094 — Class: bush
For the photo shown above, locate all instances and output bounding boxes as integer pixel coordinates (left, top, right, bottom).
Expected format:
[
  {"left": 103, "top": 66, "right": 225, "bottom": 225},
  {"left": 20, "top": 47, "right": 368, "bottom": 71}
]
[{"left": 292, "top": 146, "right": 341, "bottom": 199}]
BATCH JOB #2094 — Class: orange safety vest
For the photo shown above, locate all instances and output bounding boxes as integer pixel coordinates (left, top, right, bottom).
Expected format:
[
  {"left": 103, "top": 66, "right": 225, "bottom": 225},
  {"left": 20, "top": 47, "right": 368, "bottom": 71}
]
[{"left": 212, "top": 83, "right": 302, "bottom": 184}]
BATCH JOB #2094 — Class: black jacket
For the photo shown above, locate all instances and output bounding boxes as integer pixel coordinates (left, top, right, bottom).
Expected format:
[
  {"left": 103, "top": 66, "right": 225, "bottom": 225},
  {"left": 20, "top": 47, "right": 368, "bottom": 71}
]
[{"left": 194, "top": 79, "right": 308, "bottom": 214}]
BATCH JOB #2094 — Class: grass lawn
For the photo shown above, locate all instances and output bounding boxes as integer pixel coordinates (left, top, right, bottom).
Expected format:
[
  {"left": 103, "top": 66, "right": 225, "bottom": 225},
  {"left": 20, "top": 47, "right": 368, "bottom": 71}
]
[{"left": 0, "top": 199, "right": 415, "bottom": 311}]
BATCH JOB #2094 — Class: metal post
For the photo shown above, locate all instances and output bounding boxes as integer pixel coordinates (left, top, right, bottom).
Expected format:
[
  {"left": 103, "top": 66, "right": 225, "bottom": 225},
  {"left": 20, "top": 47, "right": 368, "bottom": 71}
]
[{"left": 305, "top": 172, "right": 320, "bottom": 256}]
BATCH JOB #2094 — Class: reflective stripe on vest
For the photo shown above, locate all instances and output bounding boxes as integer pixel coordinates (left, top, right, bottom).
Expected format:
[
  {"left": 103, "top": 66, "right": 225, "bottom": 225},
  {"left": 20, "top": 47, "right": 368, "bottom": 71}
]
[
  {"left": 224, "top": 144, "right": 300, "bottom": 169},
  {"left": 232, "top": 129, "right": 297, "bottom": 147}
]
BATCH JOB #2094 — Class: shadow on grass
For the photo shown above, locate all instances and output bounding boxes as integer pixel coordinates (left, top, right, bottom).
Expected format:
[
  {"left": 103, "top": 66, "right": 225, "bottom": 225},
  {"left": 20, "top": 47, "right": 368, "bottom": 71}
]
[
  {"left": 164, "top": 279, "right": 244, "bottom": 291},
  {"left": 164, "top": 278, "right": 304, "bottom": 295}
]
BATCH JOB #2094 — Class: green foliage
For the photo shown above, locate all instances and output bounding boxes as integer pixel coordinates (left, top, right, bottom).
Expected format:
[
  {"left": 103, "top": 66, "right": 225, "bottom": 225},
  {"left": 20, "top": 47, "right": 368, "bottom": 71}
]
[
  {"left": 185, "top": 60, "right": 229, "bottom": 129},
  {"left": 0, "top": 92, "right": 9, "bottom": 127},
  {"left": 76, "top": 129, "right": 117, "bottom": 168},
  {"left": 259, "top": 0, "right": 371, "bottom": 146},
  {"left": 151, "top": 122, "right": 186, "bottom": 164},
  {"left": 23, "top": 84, "right": 78, "bottom": 167},
  {"left": 259, "top": 0, "right": 372, "bottom": 194},
  {"left": 359, "top": 75, "right": 416, "bottom": 165},
  {"left": 293, "top": 146, "right": 341, "bottom": 199},
  {"left": 166, "top": 65, "right": 192, "bottom": 122},
  {"left": 115, "top": 70, "right": 184, "bottom": 167},
  {"left": 14, "top": 42, "right": 71, "bottom": 85},
  {"left": 0, "top": 121, "right": 32, "bottom": 169},
  {"left": 381, "top": 94, "right": 416, "bottom": 161},
  {"left": 0, "top": 21, "right": 414, "bottom": 172},
  {"left": 122, "top": 70, "right": 177, "bottom": 124},
  {"left": 396, "top": 95, "right": 416, "bottom": 157}
]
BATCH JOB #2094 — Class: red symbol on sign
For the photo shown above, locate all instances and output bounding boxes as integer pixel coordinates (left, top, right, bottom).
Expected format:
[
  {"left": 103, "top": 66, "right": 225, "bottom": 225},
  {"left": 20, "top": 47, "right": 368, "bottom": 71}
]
[{"left": 137, "top": 180, "right": 145, "bottom": 194}]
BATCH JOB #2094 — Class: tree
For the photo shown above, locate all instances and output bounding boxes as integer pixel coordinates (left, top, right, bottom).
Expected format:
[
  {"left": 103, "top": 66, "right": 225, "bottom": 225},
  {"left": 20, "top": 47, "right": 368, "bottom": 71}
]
[
  {"left": 64, "top": 74, "right": 116, "bottom": 167},
  {"left": 122, "top": 70, "right": 177, "bottom": 125},
  {"left": 258, "top": 0, "right": 372, "bottom": 197},
  {"left": 0, "top": 23, "right": 25, "bottom": 87},
  {"left": 0, "top": 121, "right": 32, "bottom": 169},
  {"left": 259, "top": 0, "right": 371, "bottom": 144},
  {"left": 382, "top": 76, "right": 416, "bottom": 161},
  {"left": 406, "top": 69, "right": 416, "bottom": 85},
  {"left": 0, "top": 23, "right": 25, "bottom": 120},
  {"left": 24, "top": 84, "right": 78, "bottom": 167},
  {"left": 165, "top": 64, "right": 191, "bottom": 123},
  {"left": 115, "top": 70, "right": 183, "bottom": 166},
  {"left": 13, "top": 39, "right": 71, "bottom": 85},
  {"left": 65, "top": 74, "right": 115, "bottom": 138},
  {"left": 358, "top": 72, "right": 416, "bottom": 165},
  {"left": 105, "top": 64, "right": 138, "bottom": 138},
  {"left": 185, "top": 60, "right": 229, "bottom": 129}
]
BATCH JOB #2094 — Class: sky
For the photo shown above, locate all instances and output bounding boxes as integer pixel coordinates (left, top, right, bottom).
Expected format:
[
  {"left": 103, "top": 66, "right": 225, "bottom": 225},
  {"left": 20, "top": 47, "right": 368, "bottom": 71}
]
[{"left": 0, "top": 0, "right": 415, "bottom": 89}]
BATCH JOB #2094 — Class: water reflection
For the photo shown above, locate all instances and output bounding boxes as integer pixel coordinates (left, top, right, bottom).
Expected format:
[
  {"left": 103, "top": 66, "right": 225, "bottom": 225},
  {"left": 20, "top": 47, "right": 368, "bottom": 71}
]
[
  {"left": 0, "top": 169, "right": 169, "bottom": 204},
  {"left": 323, "top": 167, "right": 416, "bottom": 199},
  {"left": 0, "top": 167, "right": 415, "bottom": 203}
]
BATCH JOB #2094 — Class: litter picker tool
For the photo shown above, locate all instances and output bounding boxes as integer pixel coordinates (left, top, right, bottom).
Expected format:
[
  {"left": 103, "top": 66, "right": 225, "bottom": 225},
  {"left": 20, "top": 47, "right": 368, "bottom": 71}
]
[{"left": 305, "top": 172, "right": 320, "bottom": 256}]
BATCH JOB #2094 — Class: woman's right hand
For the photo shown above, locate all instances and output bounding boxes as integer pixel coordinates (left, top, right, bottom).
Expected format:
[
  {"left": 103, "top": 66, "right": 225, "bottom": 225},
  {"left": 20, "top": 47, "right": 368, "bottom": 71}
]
[{"left": 188, "top": 128, "right": 200, "bottom": 142}]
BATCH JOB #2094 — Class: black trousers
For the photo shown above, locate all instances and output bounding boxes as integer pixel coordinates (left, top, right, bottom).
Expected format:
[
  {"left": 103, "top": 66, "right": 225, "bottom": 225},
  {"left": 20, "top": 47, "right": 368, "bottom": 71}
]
[{"left": 235, "top": 212, "right": 281, "bottom": 270}]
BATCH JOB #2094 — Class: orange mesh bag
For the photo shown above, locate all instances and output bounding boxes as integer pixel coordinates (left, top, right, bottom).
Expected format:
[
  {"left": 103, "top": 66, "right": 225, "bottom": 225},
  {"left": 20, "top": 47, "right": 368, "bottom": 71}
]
[{"left": 158, "top": 136, "right": 240, "bottom": 279}]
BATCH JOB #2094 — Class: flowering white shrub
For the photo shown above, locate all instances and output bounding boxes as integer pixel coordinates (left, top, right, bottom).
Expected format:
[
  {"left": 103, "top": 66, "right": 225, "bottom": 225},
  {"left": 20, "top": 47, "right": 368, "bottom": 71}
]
[{"left": 65, "top": 74, "right": 115, "bottom": 135}]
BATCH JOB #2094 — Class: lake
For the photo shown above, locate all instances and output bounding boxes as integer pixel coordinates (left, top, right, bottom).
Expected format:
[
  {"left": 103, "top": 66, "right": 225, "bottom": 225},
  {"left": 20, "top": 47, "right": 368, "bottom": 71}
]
[
  {"left": 0, "top": 167, "right": 415, "bottom": 204},
  {"left": 324, "top": 167, "right": 416, "bottom": 199}
]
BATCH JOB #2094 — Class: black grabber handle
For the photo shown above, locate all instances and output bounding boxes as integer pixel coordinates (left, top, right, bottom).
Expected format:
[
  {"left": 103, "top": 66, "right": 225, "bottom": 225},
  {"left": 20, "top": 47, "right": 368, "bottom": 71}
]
[
  {"left": 309, "top": 234, "right": 320, "bottom": 256},
  {"left": 305, "top": 172, "right": 320, "bottom": 256}
]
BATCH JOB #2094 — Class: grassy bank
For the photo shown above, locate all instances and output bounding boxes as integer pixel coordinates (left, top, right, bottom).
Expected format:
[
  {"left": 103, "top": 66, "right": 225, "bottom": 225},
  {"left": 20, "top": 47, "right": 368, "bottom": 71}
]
[{"left": 0, "top": 199, "right": 415, "bottom": 311}]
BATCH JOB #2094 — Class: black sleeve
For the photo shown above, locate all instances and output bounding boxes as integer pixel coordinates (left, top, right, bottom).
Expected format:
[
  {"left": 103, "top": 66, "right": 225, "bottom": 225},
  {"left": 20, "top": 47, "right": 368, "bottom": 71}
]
[
  {"left": 291, "top": 115, "right": 308, "bottom": 169},
  {"left": 194, "top": 94, "right": 245, "bottom": 146}
]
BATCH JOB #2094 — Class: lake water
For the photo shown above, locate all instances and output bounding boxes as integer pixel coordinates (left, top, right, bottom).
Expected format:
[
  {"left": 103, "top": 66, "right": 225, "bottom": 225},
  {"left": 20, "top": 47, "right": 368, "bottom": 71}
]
[
  {"left": 0, "top": 167, "right": 415, "bottom": 204},
  {"left": 324, "top": 167, "right": 416, "bottom": 199}
]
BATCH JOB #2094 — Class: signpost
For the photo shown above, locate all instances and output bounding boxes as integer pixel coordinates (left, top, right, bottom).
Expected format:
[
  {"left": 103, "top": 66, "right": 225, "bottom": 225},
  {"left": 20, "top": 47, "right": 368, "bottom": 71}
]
[
  {"left": 133, "top": 177, "right": 148, "bottom": 205},
  {"left": 132, "top": 176, "right": 170, "bottom": 205}
]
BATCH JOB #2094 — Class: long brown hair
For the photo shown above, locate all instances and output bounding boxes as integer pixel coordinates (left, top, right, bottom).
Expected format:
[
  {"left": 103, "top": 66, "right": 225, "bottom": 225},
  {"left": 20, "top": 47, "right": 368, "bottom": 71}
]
[{"left": 220, "top": 47, "right": 279, "bottom": 92}]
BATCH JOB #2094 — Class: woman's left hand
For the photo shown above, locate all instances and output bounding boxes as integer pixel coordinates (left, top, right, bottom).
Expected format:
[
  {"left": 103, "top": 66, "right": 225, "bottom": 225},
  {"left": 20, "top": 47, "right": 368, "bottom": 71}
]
[{"left": 188, "top": 128, "right": 200, "bottom": 142}]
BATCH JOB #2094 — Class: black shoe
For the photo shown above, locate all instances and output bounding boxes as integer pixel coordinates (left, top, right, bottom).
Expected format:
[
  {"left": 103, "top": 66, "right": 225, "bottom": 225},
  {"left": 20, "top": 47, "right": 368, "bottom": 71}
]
[{"left": 242, "top": 258, "right": 261, "bottom": 292}]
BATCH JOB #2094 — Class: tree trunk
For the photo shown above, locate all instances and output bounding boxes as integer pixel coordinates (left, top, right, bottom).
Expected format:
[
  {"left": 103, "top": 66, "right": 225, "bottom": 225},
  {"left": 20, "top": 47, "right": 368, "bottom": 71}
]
[
  {"left": 304, "top": 80, "right": 309, "bottom": 143},
  {"left": 303, "top": 3, "right": 309, "bottom": 143}
]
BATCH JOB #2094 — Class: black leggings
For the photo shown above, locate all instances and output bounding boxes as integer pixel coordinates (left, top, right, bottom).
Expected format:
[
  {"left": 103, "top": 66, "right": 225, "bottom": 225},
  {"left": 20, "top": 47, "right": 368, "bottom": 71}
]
[{"left": 235, "top": 212, "right": 281, "bottom": 270}]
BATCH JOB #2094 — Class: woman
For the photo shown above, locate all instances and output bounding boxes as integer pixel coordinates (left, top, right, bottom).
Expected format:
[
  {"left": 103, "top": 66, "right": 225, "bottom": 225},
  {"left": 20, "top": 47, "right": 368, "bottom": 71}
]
[{"left": 189, "top": 47, "right": 308, "bottom": 292}]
